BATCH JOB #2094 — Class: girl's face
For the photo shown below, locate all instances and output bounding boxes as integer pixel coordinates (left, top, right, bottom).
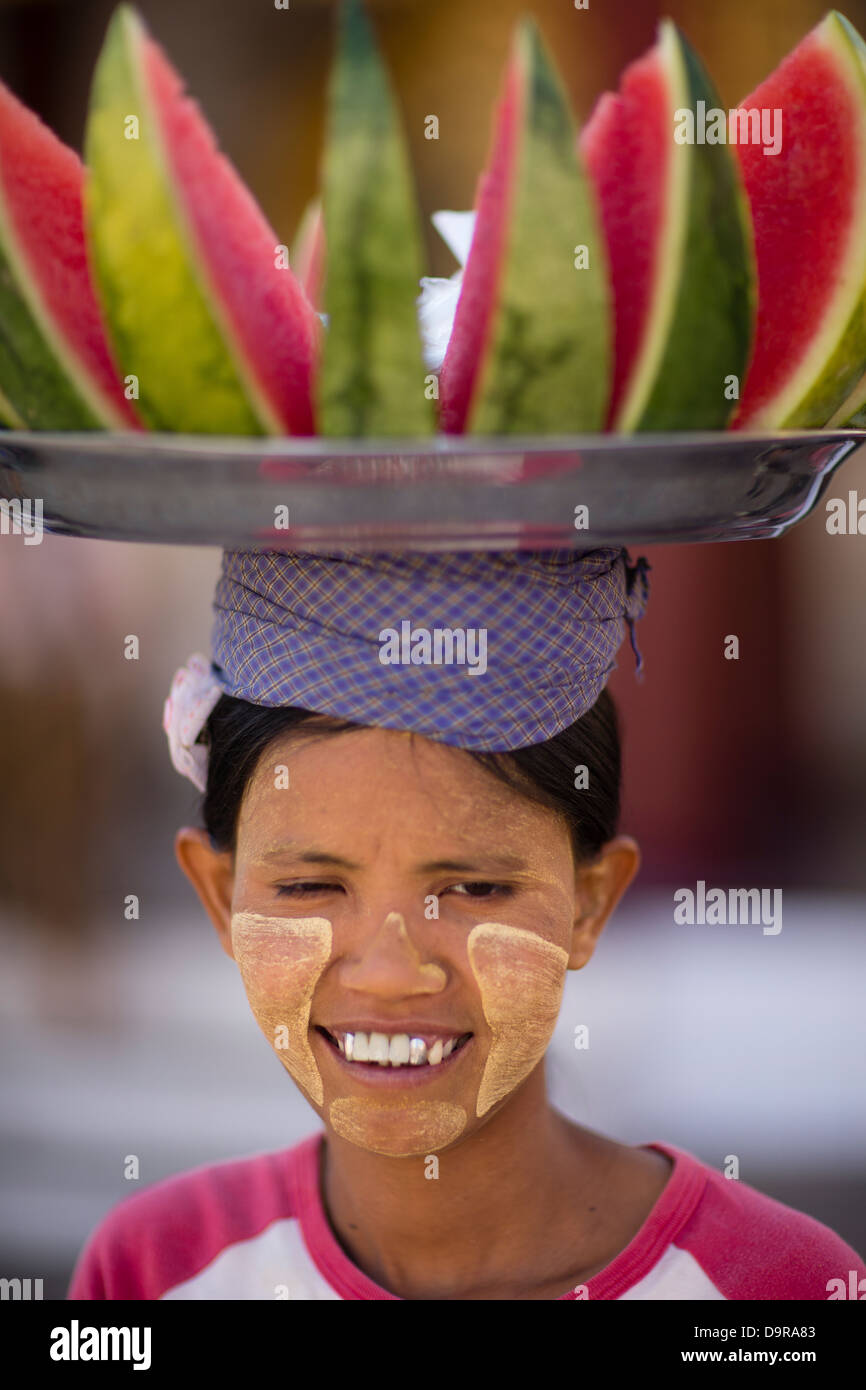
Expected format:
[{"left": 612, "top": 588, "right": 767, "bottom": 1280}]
[{"left": 183, "top": 725, "right": 635, "bottom": 1158}]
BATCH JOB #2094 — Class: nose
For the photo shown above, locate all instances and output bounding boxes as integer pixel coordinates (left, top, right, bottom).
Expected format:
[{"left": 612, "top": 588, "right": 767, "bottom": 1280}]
[{"left": 340, "top": 911, "right": 447, "bottom": 997}]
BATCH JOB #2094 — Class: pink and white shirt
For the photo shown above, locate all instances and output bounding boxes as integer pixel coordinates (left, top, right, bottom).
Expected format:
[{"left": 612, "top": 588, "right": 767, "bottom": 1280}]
[{"left": 67, "top": 1132, "right": 866, "bottom": 1300}]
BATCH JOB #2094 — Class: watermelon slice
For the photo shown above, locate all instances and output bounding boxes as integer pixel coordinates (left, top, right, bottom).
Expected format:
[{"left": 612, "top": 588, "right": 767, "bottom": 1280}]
[
  {"left": 580, "top": 21, "right": 755, "bottom": 432},
  {"left": 292, "top": 197, "right": 325, "bottom": 312},
  {"left": 733, "top": 11, "right": 866, "bottom": 429},
  {"left": 438, "top": 17, "right": 609, "bottom": 435},
  {"left": 316, "top": 0, "right": 434, "bottom": 437},
  {"left": 84, "top": 3, "right": 320, "bottom": 435},
  {"left": 0, "top": 79, "right": 141, "bottom": 430}
]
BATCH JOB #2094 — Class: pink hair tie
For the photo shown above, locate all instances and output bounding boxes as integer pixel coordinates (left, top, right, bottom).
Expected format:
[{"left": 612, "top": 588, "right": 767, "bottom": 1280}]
[{"left": 162, "top": 653, "right": 223, "bottom": 793}]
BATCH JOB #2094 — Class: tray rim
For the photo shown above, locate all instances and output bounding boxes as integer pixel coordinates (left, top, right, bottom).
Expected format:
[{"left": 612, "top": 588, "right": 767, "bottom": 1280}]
[
  {"left": 3, "top": 426, "right": 866, "bottom": 458},
  {"left": 2, "top": 427, "right": 862, "bottom": 551}
]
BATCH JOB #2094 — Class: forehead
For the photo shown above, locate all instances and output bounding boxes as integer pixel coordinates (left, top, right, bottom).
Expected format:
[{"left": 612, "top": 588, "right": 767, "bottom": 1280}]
[{"left": 236, "top": 725, "right": 569, "bottom": 858}]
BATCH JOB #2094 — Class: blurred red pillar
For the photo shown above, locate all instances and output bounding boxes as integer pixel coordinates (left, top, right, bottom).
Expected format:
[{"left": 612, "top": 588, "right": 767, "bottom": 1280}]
[{"left": 609, "top": 541, "right": 785, "bottom": 884}]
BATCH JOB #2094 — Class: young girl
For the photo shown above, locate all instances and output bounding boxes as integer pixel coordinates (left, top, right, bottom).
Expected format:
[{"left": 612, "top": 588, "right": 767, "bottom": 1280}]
[{"left": 68, "top": 547, "right": 865, "bottom": 1300}]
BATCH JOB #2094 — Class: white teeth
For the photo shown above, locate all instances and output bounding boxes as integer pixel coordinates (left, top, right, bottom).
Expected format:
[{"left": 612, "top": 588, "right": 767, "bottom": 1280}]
[
  {"left": 368, "top": 1032, "right": 390, "bottom": 1065},
  {"left": 329, "top": 1030, "right": 466, "bottom": 1067}
]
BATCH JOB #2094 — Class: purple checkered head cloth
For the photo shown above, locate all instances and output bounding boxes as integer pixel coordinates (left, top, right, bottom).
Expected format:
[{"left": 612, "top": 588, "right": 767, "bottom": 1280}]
[{"left": 208, "top": 547, "right": 650, "bottom": 751}]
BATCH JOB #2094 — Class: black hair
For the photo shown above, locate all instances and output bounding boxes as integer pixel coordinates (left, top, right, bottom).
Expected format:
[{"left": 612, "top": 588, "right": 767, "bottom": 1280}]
[{"left": 200, "top": 688, "right": 622, "bottom": 866}]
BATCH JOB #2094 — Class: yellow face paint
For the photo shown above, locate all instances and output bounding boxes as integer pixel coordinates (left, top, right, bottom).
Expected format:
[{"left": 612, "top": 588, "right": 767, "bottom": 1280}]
[
  {"left": 231, "top": 912, "right": 332, "bottom": 1105},
  {"left": 329, "top": 1098, "right": 467, "bottom": 1156},
  {"left": 341, "top": 910, "right": 448, "bottom": 992},
  {"left": 467, "top": 922, "right": 569, "bottom": 1117}
]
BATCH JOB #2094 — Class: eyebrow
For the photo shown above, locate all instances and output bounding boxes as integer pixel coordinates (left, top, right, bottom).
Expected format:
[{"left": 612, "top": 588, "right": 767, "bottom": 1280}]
[
  {"left": 256, "top": 847, "right": 529, "bottom": 874},
  {"left": 258, "top": 848, "right": 362, "bottom": 870},
  {"left": 417, "top": 855, "right": 529, "bottom": 874}
]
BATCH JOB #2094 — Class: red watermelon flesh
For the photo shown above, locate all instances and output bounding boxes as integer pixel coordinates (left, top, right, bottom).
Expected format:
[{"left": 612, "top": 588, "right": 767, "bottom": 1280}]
[
  {"left": 0, "top": 81, "right": 141, "bottom": 428},
  {"left": 143, "top": 38, "right": 321, "bottom": 435},
  {"left": 733, "top": 17, "right": 866, "bottom": 427},
  {"left": 438, "top": 51, "right": 523, "bottom": 434},
  {"left": 580, "top": 53, "right": 669, "bottom": 428}
]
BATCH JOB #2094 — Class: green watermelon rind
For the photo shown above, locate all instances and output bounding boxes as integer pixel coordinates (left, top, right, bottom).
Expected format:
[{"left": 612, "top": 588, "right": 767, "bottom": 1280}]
[
  {"left": 316, "top": 0, "right": 434, "bottom": 437},
  {"left": 469, "top": 19, "right": 610, "bottom": 435},
  {"left": 829, "top": 372, "right": 866, "bottom": 426},
  {"left": 618, "top": 21, "right": 755, "bottom": 432},
  {"left": 814, "top": 13, "right": 866, "bottom": 429},
  {"left": 0, "top": 159, "right": 126, "bottom": 429},
  {"left": 84, "top": 4, "right": 273, "bottom": 435}
]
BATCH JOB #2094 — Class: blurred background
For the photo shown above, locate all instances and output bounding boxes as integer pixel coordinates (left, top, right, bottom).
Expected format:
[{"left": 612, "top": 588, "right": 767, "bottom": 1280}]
[{"left": 1, "top": 0, "right": 865, "bottom": 1298}]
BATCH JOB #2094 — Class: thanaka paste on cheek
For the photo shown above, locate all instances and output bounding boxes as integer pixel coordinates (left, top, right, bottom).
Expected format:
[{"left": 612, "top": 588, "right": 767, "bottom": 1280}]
[
  {"left": 329, "top": 1098, "right": 467, "bottom": 1156},
  {"left": 467, "top": 922, "right": 569, "bottom": 1117},
  {"left": 231, "top": 912, "right": 332, "bottom": 1106}
]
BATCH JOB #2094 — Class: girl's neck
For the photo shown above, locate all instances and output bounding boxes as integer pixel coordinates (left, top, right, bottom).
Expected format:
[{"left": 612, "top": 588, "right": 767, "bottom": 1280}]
[{"left": 317, "top": 1069, "right": 669, "bottom": 1300}]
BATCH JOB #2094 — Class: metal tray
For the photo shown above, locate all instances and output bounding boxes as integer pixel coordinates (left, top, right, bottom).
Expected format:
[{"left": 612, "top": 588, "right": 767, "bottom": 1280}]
[{"left": 0, "top": 429, "right": 862, "bottom": 551}]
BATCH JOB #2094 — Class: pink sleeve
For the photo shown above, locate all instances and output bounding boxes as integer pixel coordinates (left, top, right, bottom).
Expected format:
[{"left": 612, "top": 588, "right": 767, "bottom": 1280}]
[
  {"left": 66, "top": 1147, "right": 302, "bottom": 1301},
  {"left": 677, "top": 1165, "right": 866, "bottom": 1300},
  {"left": 67, "top": 1181, "right": 214, "bottom": 1300}
]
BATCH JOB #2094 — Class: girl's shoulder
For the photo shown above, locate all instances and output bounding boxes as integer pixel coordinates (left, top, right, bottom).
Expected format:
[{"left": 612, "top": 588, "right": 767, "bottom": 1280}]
[
  {"left": 67, "top": 1131, "right": 322, "bottom": 1301},
  {"left": 614, "top": 1142, "right": 866, "bottom": 1302}
]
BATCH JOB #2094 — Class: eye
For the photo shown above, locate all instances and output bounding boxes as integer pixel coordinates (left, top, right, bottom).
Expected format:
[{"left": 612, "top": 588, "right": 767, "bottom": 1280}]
[
  {"left": 447, "top": 878, "right": 508, "bottom": 900},
  {"left": 274, "top": 882, "right": 341, "bottom": 897}
]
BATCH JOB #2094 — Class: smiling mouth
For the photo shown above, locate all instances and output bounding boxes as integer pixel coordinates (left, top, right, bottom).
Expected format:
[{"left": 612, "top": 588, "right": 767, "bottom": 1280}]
[{"left": 315, "top": 1026, "right": 473, "bottom": 1069}]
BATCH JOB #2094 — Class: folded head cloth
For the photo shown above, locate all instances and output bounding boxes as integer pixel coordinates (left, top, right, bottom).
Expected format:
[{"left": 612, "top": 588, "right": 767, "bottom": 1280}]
[{"left": 165, "top": 546, "right": 650, "bottom": 789}]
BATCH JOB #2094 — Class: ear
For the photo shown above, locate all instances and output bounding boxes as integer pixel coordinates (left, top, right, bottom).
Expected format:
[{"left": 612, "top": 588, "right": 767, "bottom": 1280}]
[
  {"left": 174, "top": 826, "right": 236, "bottom": 960},
  {"left": 568, "top": 835, "right": 640, "bottom": 970}
]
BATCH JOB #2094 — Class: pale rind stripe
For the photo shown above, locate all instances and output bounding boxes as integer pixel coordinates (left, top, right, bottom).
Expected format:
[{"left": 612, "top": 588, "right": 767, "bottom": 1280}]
[
  {"left": 828, "top": 370, "right": 866, "bottom": 424},
  {"left": 0, "top": 379, "right": 26, "bottom": 428},
  {"left": 759, "top": 13, "right": 866, "bottom": 427},
  {"left": 615, "top": 20, "right": 689, "bottom": 432}
]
